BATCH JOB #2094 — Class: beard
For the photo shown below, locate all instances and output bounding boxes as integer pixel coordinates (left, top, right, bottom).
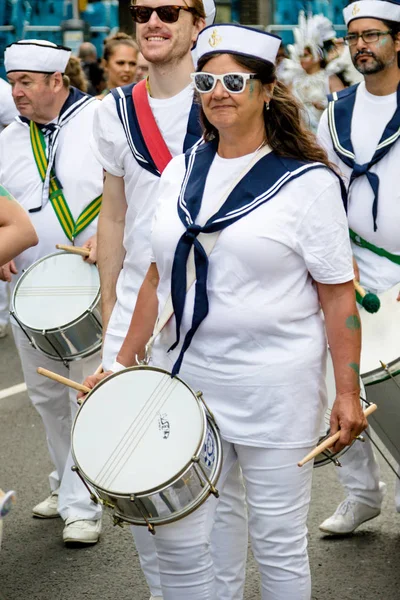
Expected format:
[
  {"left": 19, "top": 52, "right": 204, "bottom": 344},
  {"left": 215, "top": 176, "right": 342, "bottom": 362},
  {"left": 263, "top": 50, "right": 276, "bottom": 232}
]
[{"left": 352, "top": 50, "right": 392, "bottom": 74}]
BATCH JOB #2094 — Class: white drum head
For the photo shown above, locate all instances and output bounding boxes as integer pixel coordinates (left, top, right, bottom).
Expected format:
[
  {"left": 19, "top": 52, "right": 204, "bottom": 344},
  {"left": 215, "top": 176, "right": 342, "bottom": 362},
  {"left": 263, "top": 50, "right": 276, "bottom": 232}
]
[
  {"left": 72, "top": 367, "right": 205, "bottom": 495},
  {"left": 360, "top": 285, "right": 400, "bottom": 375},
  {"left": 13, "top": 253, "right": 99, "bottom": 330}
]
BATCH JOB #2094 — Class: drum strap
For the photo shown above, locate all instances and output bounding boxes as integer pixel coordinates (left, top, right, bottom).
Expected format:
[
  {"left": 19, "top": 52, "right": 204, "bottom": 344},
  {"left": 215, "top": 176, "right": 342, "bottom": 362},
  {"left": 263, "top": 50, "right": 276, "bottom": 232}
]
[
  {"left": 350, "top": 228, "right": 400, "bottom": 266},
  {"left": 30, "top": 121, "right": 102, "bottom": 242}
]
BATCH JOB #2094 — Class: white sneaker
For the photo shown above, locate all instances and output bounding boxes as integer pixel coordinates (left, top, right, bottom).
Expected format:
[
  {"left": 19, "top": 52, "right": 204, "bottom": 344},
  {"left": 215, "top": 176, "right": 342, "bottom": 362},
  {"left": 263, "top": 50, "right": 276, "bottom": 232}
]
[
  {"left": 32, "top": 489, "right": 60, "bottom": 518},
  {"left": 0, "top": 324, "right": 8, "bottom": 339},
  {"left": 319, "top": 498, "right": 381, "bottom": 535},
  {"left": 63, "top": 517, "right": 101, "bottom": 545}
]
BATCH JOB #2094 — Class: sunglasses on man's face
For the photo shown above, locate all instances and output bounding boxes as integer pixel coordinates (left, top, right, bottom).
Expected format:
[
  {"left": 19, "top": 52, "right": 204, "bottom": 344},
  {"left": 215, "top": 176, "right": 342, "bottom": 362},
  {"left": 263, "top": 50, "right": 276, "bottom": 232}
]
[
  {"left": 191, "top": 72, "right": 260, "bottom": 94},
  {"left": 129, "top": 5, "right": 196, "bottom": 23}
]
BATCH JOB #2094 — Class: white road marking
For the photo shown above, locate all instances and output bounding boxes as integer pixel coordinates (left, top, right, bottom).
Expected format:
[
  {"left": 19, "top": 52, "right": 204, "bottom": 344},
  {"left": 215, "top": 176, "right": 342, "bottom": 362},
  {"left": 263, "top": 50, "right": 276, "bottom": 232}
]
[{"left": 0, "top": 382, "right": 27, "bottom": 400}]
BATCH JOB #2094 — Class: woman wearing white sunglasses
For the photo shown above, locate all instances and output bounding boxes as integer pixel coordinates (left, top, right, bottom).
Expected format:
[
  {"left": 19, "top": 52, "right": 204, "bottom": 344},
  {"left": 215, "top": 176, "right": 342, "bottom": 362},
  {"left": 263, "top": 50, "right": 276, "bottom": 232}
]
[{"left": 85, "top": 23, "right": 366, "bottom": 600}]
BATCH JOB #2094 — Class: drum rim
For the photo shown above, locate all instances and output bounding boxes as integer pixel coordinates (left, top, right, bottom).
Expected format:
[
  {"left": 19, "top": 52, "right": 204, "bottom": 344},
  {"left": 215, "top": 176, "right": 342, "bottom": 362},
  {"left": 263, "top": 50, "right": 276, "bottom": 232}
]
[
  {"left": 10, "top": 251, "right": 100, "bottom": 332},
  {"left": 313, "top": 434, "right": 353, "bottom": 467},
  {"left": 72, "top": 365, "right": 210, "bottom": 497},
  {"left": 362, "top": 358, "right": 400, "bottom": 386}
]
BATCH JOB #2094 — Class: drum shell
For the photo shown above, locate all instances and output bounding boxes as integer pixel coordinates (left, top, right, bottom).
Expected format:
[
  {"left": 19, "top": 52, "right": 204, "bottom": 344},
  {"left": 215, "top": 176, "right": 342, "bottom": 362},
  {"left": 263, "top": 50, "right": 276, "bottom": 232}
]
[
  {"left": 88, "top": 417, "right": 222, "bottom": 526},
  {"left": 359, "top": 284, "right": 400, "bottom": 466},
  {"left": 362, "top": 362, "right": 400, "bottom": 466},
  {"left": 11, "top": 304, "right": 102, "bottom": 361},
  {"left": 10, "top": 252, "right": 102, "bottom": 362}
]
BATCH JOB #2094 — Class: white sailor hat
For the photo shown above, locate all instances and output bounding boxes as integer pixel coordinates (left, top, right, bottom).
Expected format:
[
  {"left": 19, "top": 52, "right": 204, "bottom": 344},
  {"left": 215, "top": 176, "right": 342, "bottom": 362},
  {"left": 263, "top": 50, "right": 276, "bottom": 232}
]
[
  {"left": 203, "top": 0, "right": 216, "bottom": 26},
  {"left": 195, "top": 24, "right": 281, "bottom": 66},
  {"left": 344, "top": 0, "right": 400, "bottom": 25},
  {"left": 5, "top": 40, "right": 71, "bottom": 74}
]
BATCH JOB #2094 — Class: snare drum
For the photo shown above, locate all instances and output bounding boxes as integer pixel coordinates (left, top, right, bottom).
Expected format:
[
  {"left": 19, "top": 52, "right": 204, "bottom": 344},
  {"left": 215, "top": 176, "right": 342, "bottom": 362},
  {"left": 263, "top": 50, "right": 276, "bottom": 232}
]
[
  {"left": 360, "top": 284, "right": 400, "bottom": 465},
  {"left": 314, "top": 350, "right": 365, "bottom": 467},
  {"left": 11, "top": 252, "right": 102, "bottom": 363},
  {"left": 71, "top": 366, "right": 222, "bottom": 531}
]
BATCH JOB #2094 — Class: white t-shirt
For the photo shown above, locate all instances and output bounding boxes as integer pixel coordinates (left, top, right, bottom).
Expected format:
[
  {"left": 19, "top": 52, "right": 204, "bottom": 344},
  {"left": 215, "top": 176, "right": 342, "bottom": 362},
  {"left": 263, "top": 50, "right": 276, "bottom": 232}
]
[
  {"left": 150, "top": 152, "right": 354, "bottom": 448},
  {"left": 0, "top": 79, "right": 17, "bottom": 133},
  {"left": 91, "top": 84, "right": 194, "bottom": 338},
  {"left": 318, "top": 82, "right": 400, "bottom": 292},
  {"left": 0, "top": 100, "right": 103, "bottom": 277}
]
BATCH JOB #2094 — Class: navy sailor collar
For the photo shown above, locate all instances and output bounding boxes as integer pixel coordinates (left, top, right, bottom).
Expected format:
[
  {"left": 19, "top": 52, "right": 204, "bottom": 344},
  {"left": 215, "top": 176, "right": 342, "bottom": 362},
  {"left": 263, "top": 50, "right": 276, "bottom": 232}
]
[
  {"left": 168, "top": 140, "right": 347, "bottom": 376},
  {"left": 327, "top": 82, "right": 400, "bottom": 231}
]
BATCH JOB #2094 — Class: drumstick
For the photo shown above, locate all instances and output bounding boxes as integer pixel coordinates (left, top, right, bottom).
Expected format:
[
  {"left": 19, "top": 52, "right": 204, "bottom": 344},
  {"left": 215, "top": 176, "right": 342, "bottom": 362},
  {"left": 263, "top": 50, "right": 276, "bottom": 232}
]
[
  {"left": 55, "top": 244, "right": 90, "bottom": 257},
  {"left": 353, "top": 280, "right": 380, "bottom": 314},
  {"left": 298, "top": 403, "right": 378, "bottom": 467},
  {"left": 37, "top": 367, "right": 91, "bottom": 394},
  {"left": 94, "top": 364, "right": 103, "bottom": 375}
]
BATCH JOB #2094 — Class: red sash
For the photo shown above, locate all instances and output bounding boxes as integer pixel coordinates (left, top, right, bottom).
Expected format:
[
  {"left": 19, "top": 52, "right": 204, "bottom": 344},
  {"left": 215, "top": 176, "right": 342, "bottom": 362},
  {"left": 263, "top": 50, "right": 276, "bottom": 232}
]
[{"left": 132, "top": 79, "right": 173, "bottom": 174}]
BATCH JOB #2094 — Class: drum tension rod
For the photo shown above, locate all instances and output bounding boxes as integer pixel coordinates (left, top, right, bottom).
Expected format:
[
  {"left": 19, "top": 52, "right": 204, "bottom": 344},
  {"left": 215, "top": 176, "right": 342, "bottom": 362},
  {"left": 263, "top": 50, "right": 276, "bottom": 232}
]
[
  {"left": 321, "top": 451, "right": 342, "bottom": 468},
  {"left": 130, "top": 495, "right": 155, "bottom": 535},
  {"left": 196, "top": 392, "right": 217, "bottom": 424},
  {"left": 380, "top": 361, "right": 400, "bottom": 393},
  {"left": 192, "top": 457, "right": 219, "bottom": 498},
  {"left": 42, "top": 330, "right": 69, "bottom": 367},
  {"left": 71, "top": 466, "right": 99, "bottom": 505},
  {"left": 113, "top": 516, "right": 125, "bottom": 528}
]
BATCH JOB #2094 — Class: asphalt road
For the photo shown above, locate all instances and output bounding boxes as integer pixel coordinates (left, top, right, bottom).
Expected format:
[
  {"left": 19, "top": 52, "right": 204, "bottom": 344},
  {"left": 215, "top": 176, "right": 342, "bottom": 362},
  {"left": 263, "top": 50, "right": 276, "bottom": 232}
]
[{"left": 1, "top": 327, "right": 400, "bottom": 600}]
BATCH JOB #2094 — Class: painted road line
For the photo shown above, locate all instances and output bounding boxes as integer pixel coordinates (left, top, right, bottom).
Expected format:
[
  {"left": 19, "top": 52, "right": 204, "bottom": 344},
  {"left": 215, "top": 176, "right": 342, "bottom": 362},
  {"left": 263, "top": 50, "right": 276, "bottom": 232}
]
[{"left": 0, "top": 383, "right": 27, "bottom": 400}]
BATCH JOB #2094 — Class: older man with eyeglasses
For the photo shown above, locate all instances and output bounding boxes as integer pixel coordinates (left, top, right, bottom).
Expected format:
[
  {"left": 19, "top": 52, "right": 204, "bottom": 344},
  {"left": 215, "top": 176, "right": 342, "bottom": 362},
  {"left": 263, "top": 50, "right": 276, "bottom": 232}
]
[{"left": 317, "top": 0, "right": 400, "bottom": 535}]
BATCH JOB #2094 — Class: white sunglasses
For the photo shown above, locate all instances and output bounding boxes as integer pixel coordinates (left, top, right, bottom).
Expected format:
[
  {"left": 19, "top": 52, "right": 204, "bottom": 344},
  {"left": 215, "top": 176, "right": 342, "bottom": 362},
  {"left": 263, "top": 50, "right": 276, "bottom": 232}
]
[{"left": 191, "top": 72, "right": 260, "bottom": 94}]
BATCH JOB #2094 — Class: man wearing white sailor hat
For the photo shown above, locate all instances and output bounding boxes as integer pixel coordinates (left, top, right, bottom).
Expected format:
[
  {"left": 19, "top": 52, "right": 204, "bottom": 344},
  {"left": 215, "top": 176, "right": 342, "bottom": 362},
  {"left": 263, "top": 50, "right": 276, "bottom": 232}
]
[
  {"left": 318, "top": 0, "right": 400, "bottom": 535},
  {"left": 89, "top": 2, "right": 249, "bottom": 600},
  {"left": 86, "top": 21, "right": 364, "bottom": 599},
  {"left": 0, "top": 40, "right": 104, "bottom": 545}
]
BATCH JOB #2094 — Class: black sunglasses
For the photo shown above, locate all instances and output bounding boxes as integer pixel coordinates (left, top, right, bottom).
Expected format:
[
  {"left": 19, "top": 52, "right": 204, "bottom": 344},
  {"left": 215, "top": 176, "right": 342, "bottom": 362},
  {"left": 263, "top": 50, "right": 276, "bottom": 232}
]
[{"left": 129, "top": 5, "right": 196, "bottom": 23}]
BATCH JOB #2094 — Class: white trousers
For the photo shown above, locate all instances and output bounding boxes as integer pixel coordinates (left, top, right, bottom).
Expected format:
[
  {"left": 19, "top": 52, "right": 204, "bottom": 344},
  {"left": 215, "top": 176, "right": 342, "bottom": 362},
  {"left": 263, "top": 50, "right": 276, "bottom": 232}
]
[
  {"left": 335, "top": 429, "right": 400, "bottom": 510},
  {"left": 0, "top": 280, "right": 10, "bottom": 325},
  {"left": 152, "top": 440, "right": 314, "bottom": 600},
  {"left": 103, "top": 331, "right": 249, "bottom": 599},
  {"left": 12, "top": 324, "right": 102, "bottom": 521}
]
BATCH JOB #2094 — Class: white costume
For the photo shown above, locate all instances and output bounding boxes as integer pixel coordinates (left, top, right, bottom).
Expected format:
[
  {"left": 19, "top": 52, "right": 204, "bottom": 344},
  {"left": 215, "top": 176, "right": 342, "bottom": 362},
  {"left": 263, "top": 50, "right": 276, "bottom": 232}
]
[
  {"left": 92, "top": 82, "right": 248, "bottom": 600},
  {"left": 0, "top": 79, "right": 18, "bottom": 332},
  {"left": 0, "top": 41, "right": 103, "bottom": 526},
  {"left": 317, "top": 0, "right": 400, "bottom": 525},
  {"left": 134, "top": 23, "right": 355, "bottom": 600},
  {"left": 319, "top": 85, "right": 400, "bottom": 293},
  {"left": 318, "top": 85, "right": 400, "bottom": 510},
  {"left": 286, "top": 12, "right": 336, "bottom": 132}
]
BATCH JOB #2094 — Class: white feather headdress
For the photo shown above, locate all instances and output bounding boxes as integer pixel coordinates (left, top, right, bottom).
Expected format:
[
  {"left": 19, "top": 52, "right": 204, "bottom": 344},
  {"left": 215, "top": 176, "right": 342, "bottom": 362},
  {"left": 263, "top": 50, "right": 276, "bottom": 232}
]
[{"left": 289, "top": 11, "right": 336, "bottom": 62}]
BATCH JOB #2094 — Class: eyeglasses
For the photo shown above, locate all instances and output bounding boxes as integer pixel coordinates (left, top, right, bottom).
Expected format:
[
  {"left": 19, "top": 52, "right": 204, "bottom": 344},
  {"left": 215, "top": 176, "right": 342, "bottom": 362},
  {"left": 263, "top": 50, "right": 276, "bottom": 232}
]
[
  {"left": 344, "top": 30, "right": 392, "bottom": 46},
  {"left": 191, "top": 72, "right": 260, "bottom": 94},
  {"left": 129, "top": 5, "right": 196, "bottom": 23}
]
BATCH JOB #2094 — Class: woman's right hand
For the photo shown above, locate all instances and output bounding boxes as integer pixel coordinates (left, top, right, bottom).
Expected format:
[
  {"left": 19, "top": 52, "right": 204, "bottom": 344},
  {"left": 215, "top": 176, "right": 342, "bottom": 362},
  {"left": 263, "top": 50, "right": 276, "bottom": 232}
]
[{"left": 77, "top": 371, "right": 113, "bottom": 401}]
